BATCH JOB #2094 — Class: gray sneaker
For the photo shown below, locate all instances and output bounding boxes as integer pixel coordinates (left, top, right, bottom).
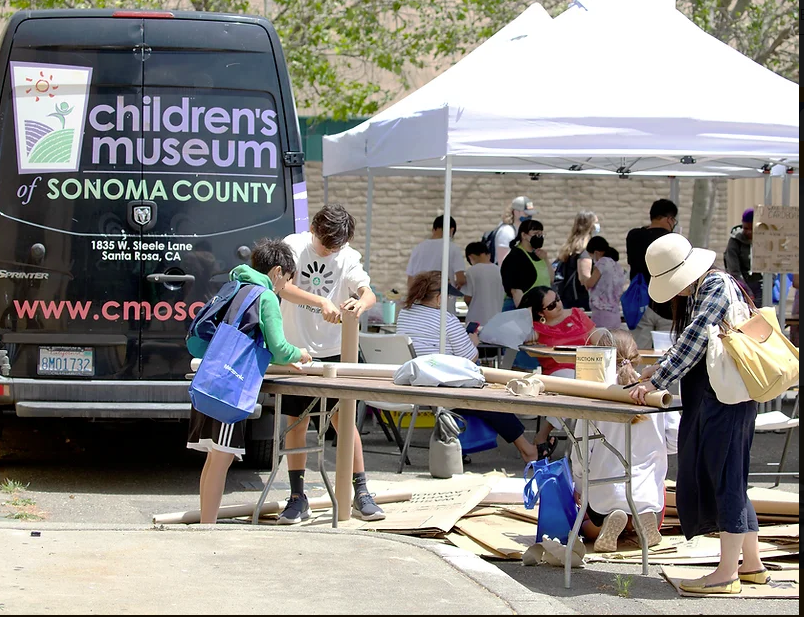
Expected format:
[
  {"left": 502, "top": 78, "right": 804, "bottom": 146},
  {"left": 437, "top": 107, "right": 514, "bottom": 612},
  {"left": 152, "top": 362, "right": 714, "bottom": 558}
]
[
  {"left": 277, "top": 494, "right": 311, "bottom": 525},
  {"left": 352, "top": 492, "right": 386, "bottom": 521}
]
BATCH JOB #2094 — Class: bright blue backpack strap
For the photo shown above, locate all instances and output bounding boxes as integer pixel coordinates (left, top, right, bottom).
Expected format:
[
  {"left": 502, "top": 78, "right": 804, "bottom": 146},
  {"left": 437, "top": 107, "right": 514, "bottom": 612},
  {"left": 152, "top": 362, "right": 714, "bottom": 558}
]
[{"left": 229, "top": 285, "right": 265, "bottom": 328}]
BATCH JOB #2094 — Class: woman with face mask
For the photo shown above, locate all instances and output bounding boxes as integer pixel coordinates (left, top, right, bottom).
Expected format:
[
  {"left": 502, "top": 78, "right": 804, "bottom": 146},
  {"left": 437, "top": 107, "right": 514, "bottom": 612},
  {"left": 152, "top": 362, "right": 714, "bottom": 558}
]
[{"left": 500, "top": 219, "right": 554, "bottom": 310}]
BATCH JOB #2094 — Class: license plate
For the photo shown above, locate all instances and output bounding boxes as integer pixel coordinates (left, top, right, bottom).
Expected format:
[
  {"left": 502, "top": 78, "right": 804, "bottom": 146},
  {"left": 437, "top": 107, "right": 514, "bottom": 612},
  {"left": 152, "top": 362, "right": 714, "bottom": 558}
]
[{"left": 38, "top": 347, "right": 94, "bottom": 377}]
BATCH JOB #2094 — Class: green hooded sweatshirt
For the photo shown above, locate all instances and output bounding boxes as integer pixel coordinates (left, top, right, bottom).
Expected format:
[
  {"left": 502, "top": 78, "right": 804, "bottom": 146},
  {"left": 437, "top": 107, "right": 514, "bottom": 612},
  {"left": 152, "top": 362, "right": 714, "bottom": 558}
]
[{"left": 229, "top": 264, "right": 301, "bottom": 366}]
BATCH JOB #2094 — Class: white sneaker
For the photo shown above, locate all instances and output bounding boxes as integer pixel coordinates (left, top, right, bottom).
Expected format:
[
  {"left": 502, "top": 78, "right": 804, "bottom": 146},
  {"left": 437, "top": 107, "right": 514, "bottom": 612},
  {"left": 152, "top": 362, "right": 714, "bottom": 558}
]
[
  {"left": 594, "top": 509, "right": 627, "bottom": 553},
  {"left": 636, "top": 511, "right": 663, "bottom": 548}
]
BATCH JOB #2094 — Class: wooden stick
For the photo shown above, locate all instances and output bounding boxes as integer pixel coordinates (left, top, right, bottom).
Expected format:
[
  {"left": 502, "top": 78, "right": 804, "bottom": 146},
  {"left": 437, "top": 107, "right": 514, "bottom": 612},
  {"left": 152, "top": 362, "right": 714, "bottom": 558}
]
[
  {"left": 480, "top": 367, "right": 673, "bottom": 409},
  {"left": 335, "top": 310, "right": 360, "bottom": 521},
  {"left": 153, "top": 489, "right": 414, "bottom": 525}
]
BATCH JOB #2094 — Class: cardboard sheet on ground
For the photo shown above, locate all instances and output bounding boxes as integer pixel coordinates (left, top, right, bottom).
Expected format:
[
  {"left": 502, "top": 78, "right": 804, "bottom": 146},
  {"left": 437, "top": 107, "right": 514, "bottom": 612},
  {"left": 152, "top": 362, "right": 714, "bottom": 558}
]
[
  {"left": 586, "top": 533, "right": 799, "bottom": 565},
  {"left": 455, "top": 513, "right": 536, "bottom": 559},
  {"left": 349, "top": 476, "right": 494, "bottom": 534},
  {"left": 665, "top": 481, "right": 799, "bottom": 519},
  {"left": 445, "top": 531, "right": 507, "bottom": 559},
  {"left": 661, "top": 565, "right": 799, "bottom": 599}
]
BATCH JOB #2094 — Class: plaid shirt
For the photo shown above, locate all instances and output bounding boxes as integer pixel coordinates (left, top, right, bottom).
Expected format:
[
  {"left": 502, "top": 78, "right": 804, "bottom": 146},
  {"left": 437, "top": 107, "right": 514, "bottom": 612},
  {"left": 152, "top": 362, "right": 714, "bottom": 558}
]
[{"left": 651, "top": 272, "right": 732, "bottom": 390}]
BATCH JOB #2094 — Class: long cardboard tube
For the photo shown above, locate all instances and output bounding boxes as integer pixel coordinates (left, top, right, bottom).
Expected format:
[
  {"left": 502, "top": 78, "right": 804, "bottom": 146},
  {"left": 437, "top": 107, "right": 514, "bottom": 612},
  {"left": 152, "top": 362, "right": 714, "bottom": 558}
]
[
  {"left": 153, "top": 489, "right": 414, "bottom": 525},
  {"left": 480, "top": 367, "right": 673, "bottom": 409},
  {"left": 189, "top": 358, "right": 398, "bottom": 378},
  {"left": 335, "top": 310, "right": 359, "bottom": 521}
]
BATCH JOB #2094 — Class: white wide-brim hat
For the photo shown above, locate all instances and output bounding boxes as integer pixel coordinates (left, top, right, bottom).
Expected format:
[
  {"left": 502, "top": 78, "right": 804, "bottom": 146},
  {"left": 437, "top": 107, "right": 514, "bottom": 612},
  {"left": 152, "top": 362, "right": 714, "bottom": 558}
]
[{"left": 646, "top": 234, "right": 716, "bottom": 304}]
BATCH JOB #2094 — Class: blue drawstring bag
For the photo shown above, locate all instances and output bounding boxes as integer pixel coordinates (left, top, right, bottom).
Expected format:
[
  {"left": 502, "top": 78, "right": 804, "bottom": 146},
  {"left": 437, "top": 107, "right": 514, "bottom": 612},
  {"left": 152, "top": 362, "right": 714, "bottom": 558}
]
[
  {"left": 523, "top": 457, "right": 579, "bottom": 544},
  {"left": 456, "top": 415, "right": 498, "bottom": 454},
  {"left": 772, "top": 273, "right": 794, "bottom": 305},
  {"left": 189, "top": 285, "right": 272, "bottom": 424},
  {"left": 621, "top": 273, "right": 649, "bottom": 330}
]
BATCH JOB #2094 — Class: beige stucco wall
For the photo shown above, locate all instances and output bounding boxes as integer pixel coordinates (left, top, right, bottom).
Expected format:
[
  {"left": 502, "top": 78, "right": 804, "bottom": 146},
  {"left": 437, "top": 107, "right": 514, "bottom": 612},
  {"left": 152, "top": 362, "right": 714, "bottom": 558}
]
[{"left": 303, "top": 162, "right": 739, "bottom": 295}]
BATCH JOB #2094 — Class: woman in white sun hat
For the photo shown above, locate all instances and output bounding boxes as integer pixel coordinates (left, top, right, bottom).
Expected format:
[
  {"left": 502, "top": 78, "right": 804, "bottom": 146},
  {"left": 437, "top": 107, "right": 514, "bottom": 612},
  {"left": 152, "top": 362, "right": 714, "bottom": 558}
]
[{"left": 629, "top": 233, "right": 765, "bottom": 596}]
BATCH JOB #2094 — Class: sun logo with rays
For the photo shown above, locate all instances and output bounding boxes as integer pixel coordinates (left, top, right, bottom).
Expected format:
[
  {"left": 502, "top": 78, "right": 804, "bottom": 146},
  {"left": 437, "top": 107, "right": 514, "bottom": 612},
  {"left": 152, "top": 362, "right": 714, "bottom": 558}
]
[
  {"left": 300, "top": 260, "right": 335, "bottom": 297},
  {"left": 25, "top": 70, "right": 59, "bottom": 102}
]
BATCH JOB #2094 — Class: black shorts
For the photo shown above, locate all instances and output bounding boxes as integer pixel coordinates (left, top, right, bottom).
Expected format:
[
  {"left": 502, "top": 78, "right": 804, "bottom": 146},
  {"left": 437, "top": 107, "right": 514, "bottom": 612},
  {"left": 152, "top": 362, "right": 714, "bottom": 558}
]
[
  {"left": 278, "top": 354, "right": 342, "bottom": 417},
  {"left": 186, "top": 407, "right": 246, "bottom": 460}
]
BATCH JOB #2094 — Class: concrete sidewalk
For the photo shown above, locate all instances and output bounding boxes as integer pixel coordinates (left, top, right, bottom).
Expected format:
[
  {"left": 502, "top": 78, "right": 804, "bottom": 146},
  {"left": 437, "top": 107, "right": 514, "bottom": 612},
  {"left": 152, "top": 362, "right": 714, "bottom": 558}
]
[{"left": 0, "top": 523, "right": 574, "bottom": 615}]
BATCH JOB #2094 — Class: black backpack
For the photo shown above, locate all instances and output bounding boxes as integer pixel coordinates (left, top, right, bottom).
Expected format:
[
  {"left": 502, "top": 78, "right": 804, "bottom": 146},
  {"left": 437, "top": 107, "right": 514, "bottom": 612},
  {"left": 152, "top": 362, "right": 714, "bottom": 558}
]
[
  {"left": 185, "top": 281, "right": 261, "bottom": 358},
  {"left": 552, "top": 254, "right": 590, "bottom": 310},
  {"left": 482, "top": 224, "right": 504, "bottom": 263}
]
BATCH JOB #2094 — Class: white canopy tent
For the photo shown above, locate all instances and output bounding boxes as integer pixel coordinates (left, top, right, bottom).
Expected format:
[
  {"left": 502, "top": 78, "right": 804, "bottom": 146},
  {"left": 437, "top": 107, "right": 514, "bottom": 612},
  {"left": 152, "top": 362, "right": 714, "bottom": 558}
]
[{"left": 322, "top": 0, "right": 799, "bottom": 351}]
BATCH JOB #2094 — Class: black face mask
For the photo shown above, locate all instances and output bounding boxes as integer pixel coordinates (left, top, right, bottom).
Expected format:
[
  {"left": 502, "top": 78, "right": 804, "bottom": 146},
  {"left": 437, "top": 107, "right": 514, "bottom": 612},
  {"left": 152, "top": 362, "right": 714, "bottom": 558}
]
[{"left": 530, "top": 237, "right": 544, "bottom": 250}]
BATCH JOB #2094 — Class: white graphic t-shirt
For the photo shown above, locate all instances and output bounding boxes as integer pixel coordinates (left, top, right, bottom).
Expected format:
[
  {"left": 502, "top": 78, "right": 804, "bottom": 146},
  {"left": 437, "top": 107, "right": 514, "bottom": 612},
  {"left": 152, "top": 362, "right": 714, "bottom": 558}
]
[{"left": 281, "top": 232, "right": 371, "bottom": 358}]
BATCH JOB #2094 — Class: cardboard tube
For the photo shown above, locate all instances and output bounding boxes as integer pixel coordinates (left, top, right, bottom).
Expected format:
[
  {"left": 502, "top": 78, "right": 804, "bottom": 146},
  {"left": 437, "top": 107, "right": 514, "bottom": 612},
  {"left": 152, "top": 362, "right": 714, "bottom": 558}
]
[
  {"left": 153, "top": 489, "right": 414, "bottom": 525},
  {"left": 265, "top": 362, "right": 398, "bottom": 379},
  {"left": 335, "top": 310, "right": 359, "bottom": 521},
  {"left": 480, "top": 367, "right": 673, "bottom": 409},
  {"left": 322, "top": 364, "right": 338, "bottom": 379}
]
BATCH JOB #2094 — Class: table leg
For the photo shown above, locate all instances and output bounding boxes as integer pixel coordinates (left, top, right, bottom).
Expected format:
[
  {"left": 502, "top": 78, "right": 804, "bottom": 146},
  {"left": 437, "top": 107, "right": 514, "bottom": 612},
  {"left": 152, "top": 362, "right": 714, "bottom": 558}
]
[
  {"left": 624, "top": 421, "right": 649, "bottom": 576},
  {"left": 565, "top": 418, "right": 588, "bottom": 589},
  {"left": 252, "top": 393, "right": 285, "bottom": 524},
  {"left": 318, "top": 396, "right": 338, "bottom": 527}
]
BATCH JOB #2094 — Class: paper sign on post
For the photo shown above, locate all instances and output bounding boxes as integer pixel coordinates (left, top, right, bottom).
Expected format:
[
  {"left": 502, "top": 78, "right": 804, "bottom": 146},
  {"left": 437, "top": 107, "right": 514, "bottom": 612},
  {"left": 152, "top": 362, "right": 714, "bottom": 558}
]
[{"left": 752, "top": 205, "right": 799, "bottom": 273}]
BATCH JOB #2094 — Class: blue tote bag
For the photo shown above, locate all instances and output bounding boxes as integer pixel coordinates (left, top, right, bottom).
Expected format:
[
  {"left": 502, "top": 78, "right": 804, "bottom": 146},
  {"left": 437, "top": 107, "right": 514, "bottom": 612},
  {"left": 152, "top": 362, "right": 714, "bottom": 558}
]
[
  {"left": 621, "top": 273, "right": 649, "bottom": 330},
  {"left": 189, "top": 286, "right": 272, "bottom": 424},
  {"left": 523, "top": 457, "right": 579, "bottom": 544}
]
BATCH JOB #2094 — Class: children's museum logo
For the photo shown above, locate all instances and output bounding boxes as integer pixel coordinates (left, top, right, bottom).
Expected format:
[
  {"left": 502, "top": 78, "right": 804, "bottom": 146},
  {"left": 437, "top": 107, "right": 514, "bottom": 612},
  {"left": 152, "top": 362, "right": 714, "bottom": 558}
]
[{"left": 10, "top": 61, "right": 93, "bottom": 175}]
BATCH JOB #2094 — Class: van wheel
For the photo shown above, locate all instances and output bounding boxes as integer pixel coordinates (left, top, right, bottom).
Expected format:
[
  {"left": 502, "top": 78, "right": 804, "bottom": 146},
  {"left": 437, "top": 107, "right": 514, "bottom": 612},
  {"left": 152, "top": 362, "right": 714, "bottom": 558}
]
[{"left": 243, "top": 437, "right": 279, "bottom": 469}]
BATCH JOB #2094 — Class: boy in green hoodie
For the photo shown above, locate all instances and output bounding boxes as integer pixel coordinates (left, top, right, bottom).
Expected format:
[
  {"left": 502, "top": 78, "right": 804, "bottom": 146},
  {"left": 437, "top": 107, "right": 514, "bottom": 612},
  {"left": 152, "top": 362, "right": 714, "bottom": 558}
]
[{"left": 187, "top": 238, "right": 312, "bottom": 524}]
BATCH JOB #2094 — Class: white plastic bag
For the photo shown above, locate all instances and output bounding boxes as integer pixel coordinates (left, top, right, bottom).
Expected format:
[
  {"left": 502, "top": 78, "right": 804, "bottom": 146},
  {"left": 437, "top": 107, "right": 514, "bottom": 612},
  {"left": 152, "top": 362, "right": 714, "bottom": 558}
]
[
  {"left": 704, "top": 273, "right": 752, "bottom": 404},
  {"left": 479, "top": 308, "right": 533, "bottom": 350},
  {"left": 393, "top": 354, "right": 486, "bottom": 388}
]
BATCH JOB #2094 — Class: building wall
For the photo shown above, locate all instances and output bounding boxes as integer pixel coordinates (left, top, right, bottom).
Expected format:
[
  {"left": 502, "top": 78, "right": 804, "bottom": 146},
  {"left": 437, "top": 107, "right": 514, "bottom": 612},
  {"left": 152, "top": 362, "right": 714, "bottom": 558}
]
[{"left": 303, "top": 162, "right": 737, "bottom": 295}]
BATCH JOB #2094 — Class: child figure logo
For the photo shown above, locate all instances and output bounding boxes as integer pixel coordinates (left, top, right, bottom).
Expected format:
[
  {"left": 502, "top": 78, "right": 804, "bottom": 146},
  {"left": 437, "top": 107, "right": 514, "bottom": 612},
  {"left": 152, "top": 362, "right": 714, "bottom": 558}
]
[{"left": 10, "top": 61, "right": 93, "bottom": 174}]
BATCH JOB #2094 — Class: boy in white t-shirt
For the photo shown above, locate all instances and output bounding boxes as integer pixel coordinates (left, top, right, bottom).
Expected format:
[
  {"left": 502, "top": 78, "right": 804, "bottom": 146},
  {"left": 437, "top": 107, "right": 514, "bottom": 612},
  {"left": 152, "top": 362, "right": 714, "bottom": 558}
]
[
  {"left": 277, "top": 204, "right": 384, "bottom": 523},
  {"left": 462, "top": 242, "right": 505, "bottom": 327},
  {"left": 406, "top": 215, "right": 465, "bottom": 314}
]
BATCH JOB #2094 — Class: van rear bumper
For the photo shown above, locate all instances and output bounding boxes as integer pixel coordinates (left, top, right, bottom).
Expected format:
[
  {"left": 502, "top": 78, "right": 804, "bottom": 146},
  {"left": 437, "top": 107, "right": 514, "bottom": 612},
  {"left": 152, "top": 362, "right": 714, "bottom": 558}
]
[{"left": 0, "top": 377, "right": 264, "bottom": 419}]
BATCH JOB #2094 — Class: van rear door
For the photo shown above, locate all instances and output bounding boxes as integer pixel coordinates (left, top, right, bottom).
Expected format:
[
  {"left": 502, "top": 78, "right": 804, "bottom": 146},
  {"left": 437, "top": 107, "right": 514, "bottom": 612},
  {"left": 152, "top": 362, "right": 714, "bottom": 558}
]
[
  {"left": 138, "top": 19, "right": 294, "bottom": 380},
  {"left": 0, "top": 17, "right": 146, "bottom": 380}
]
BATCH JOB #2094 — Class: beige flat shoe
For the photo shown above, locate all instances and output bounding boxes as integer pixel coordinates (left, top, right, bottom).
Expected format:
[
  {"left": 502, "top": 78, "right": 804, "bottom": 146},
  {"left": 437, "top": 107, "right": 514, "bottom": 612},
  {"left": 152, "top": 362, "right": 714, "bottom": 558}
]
[{"left": 679, "top": 578, "right": 742, "bottom": 594}]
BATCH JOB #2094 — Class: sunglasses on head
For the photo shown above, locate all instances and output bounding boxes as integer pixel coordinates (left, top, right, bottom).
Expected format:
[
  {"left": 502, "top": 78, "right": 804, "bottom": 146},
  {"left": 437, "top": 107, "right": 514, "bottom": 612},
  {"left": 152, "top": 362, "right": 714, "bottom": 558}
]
[{"left": 543, "top": 294, "right": 561, "bottom": 312}]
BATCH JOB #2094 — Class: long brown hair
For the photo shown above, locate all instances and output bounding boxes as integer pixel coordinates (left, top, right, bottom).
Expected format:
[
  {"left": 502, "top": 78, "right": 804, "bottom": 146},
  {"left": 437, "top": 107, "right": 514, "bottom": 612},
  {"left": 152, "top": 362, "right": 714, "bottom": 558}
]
[
  {"left": 558, "top": 210, "right": 597, "bottom": 262},
  {"left": 404, "top": 271, "right": 441, "bottom": 309},
  {"left": 594, "top": 328, "right": 646, "bottom": 424}
]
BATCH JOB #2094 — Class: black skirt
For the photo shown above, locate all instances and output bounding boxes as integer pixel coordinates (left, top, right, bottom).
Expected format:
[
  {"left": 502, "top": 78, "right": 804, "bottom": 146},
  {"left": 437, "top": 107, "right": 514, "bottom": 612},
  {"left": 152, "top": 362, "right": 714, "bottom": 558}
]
[
  {"left": 186, "top": 407, "right": 246, "bottom": 460},
  {"left": 676, "top": 358, "right": 759, "bottom": 539}
]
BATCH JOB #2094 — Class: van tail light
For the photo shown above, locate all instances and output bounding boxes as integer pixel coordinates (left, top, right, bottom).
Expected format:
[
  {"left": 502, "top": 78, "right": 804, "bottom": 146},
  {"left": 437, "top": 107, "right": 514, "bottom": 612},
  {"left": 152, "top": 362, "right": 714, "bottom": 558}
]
[
  {"left": 1, "top": 385, "right": 9, "bottom": 396},
  {"left": 113, "top": 11, "right": 174, "bottom": 18}
]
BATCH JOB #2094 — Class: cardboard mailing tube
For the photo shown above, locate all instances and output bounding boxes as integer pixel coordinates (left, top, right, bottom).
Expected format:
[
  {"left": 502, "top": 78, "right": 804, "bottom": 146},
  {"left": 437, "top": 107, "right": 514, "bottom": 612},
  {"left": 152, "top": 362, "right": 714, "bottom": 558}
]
[
  {"left": 188, "top": 358, "right": 398, "bottom": 377},
  {"left": 153, "top": 489, "right": 414, "bottom": 525},
  {"left": 480, "top": 367, "right": 673, "bottom": 409},
  {"left": 335, "top": 310, "right": 360, "bottom": 521}
]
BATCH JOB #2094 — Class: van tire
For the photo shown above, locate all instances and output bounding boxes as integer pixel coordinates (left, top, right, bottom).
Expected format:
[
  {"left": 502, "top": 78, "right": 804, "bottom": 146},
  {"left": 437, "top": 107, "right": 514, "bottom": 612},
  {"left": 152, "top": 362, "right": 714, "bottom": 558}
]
[{"left": 243, "top": 437, "right": 278, "bottom": 469}]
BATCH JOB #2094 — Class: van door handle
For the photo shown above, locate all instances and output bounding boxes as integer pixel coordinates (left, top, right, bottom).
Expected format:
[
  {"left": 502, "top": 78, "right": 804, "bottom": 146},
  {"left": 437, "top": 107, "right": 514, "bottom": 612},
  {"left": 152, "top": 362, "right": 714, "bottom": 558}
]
[{"left": 146, "top": 273, "right": 196, "bottom": 283}]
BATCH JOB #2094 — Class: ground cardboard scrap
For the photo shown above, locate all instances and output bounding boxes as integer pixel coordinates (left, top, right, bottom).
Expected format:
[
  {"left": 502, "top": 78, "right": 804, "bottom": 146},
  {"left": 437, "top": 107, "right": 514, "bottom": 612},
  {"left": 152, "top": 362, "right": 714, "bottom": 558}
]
[
  {"left": 454, "top": 513, "right": 536, "bottom": 559},
  {"left": 586, "top": 533, "right": 799, "bottom": 565},
  {"left": 665, "top": 481, "right": 799, "bottom": 521},
  {"left": 661, "top": 566, "right": 799, "bottom": 599}
]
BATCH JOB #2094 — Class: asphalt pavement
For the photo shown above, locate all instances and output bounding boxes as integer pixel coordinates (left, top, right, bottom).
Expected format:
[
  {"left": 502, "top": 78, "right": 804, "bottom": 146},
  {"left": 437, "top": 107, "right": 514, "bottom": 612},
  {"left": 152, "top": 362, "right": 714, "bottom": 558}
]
[{"left": 0, "top": 405, "right": 799, "bottom": 614}]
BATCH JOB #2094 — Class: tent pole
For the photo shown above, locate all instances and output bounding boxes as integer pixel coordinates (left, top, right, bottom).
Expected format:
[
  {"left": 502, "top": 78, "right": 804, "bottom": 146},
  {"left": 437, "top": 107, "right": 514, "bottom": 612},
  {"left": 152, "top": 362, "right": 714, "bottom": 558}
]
[
  {"left": 365, "top": 170, "right": 373, "bottom": 276},
  {"left": 439, "top": 156, "right": 453, "bottom": 354},
  {"left": 761, "top": 175, "right": 773, "bottom": 309},
  {"left": 323, "top": 177, "right": 329, "bottom": 205},
  {"left": 778, "top": 172, "right": 791, "bottom": 332},
  {"left": 669, "top": 176, "right": 679, "bottom": 204}
]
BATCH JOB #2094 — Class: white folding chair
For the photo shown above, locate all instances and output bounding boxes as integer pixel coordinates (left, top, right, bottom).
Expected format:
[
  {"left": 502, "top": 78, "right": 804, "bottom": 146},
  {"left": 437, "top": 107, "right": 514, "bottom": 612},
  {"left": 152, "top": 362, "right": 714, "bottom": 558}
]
[
  {"left": 749, "top": 389, "right": 799, "bottom": 487},
  {"left": 358, "top": 332, "right": 426, "bottom": 473}
]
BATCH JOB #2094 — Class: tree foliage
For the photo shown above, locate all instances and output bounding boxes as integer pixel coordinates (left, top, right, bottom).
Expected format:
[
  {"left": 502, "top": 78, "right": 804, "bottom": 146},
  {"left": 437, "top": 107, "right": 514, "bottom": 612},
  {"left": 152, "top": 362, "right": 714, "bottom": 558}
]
[
  {"left": 2, "top": 0, "right": 797, "bottom": 120},
  {"left": 678, "top": 0, "right": 799, "bottom": 83}
]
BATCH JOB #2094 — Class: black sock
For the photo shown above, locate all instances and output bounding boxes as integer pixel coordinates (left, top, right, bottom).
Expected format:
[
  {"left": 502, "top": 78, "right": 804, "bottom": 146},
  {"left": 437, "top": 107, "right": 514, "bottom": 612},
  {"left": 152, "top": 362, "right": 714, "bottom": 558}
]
[
  {"left": 289, "top": 470, "right": 305, "bottom": 498},
  {"left": 353, "top": 471, "right": 368, "bottom": 496}
]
